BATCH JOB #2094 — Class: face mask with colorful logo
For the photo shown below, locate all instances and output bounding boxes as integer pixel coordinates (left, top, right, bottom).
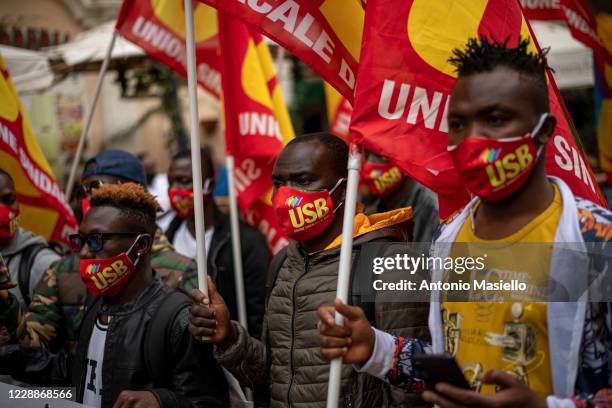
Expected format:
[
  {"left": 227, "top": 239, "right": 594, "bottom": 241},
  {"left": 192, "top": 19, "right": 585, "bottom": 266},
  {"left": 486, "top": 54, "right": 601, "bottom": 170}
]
[
  {"left": 0, "top": 205, "right": 19, "bottom": 245},
  {"left": 448, "top": 114, "right": 548, "bottom": 202},
  {"left": 168, "top": 179, "right": 212, "bottom": 218},
  {"left": 79, "top": 235, "right": 144, "bottom": 298},
  {"left": 272, "top": 178, "right": 345, "bottom": 242},
  {"left": 361, "top": 162, "right": 404, "bottom": 197}
]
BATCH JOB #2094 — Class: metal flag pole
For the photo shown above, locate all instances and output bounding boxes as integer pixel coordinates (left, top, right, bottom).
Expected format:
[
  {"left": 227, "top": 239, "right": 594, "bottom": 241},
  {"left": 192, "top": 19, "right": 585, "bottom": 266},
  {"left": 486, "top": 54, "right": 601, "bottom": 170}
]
[
  {"left": 225, "top": 155, "right": 248, "bottom": 328},
  {"left": 64, "top": 30, "right": 118, "bottom": 202},
  {"left": 184, "top": 0, "right": 209, "bottom": 297},
  {"left": 326, "top": 143, "right": 361, "bottom": 408}
]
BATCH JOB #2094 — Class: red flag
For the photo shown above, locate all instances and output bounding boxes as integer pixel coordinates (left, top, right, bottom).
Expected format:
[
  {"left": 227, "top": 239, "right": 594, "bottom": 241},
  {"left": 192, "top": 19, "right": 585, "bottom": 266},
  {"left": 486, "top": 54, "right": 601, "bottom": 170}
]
[
  {"left": 522, "top": 0, "right": 612, "bottom": 191},
  {"left": 116, "top": 0, "right": 221, "bottom": 97},
  {"left": 324, "top": 82, "right": 352, "bottom": 142},
  {"left": 0, "top": 55, "right": 77, "bottom": 244},
  {"left": 219, "top": 11, "right": 295, "bottom": 253},
  {"left": 350, "top": 0, "right": 606, "bottom": 219},
  {"left": 519, "top": 0, "right": 564, "bottom": 20},
  {"left": 199, "top": 0, "right": 364, "bottom": 102}
]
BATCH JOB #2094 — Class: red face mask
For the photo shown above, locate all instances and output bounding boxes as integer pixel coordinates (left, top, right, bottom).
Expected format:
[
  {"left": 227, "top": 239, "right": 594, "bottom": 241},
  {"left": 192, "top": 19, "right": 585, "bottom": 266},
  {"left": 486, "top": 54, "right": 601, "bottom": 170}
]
[
  {"left": 0, "top": 205, "right": 19, "bottom": 245},
  {"left": 448, "top": 114, "right": 548, "bottom": 202},
  {"left": 272, "top": 179, "right": 344, "bottom": 242},
  {"left": 169, "top": 188, "right": 195, "bottom": 218},
  {"left": 81, "top": 197, "right": 91, "bottom": 217},
  {"left": 361, "top": 162, "right": 404, "bottom": 197},
  {"left": 168, "top": 179, "right": 212, "bottom": 218},
  {"left": 79, "top": 236, "right": 142, "bottom": 298}
]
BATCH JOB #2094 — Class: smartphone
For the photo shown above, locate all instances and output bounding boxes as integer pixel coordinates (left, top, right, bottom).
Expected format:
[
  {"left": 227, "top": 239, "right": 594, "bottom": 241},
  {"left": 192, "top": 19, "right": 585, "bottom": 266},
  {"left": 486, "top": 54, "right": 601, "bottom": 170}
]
[
  {"left": 0, "top": 255, "right": 9, "bottom": 284},
  {"left": 413, "top": 353, "right": 470, "bottom": 390}
]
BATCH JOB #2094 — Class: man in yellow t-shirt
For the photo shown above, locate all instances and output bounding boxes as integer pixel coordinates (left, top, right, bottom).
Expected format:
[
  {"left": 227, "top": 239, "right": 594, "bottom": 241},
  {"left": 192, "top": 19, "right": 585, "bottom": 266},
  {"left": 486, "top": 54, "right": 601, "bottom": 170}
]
[{"left": 317, "top": 37, "right": 611, "bottom": 408}]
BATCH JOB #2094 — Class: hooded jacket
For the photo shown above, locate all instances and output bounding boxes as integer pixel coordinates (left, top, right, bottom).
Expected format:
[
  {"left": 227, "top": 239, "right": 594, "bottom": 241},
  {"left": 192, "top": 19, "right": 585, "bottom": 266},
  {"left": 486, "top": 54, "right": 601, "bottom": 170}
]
[
  {"left": 0, "top": 227, "right": 60, "bottom": 308},
  {"left": 214, "top": 207, "right": 431, "bottom": 407}
]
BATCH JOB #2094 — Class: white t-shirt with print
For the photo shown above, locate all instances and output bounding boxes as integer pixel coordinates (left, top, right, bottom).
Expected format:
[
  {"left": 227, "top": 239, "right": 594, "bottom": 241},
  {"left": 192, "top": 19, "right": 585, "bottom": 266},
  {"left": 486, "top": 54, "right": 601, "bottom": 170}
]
[{"left": 83, "top": 317, "right": 108, "bottom": 408}]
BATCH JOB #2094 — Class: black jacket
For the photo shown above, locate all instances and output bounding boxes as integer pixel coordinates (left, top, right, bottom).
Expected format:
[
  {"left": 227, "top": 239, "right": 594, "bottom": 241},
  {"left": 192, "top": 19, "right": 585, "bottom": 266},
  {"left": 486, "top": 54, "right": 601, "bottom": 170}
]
[
  {"left": 166, "top": 211, "right": 269, "bottom": 338},
  {"left": 2, "top": 278, "right": 229, "bottom": 408}
]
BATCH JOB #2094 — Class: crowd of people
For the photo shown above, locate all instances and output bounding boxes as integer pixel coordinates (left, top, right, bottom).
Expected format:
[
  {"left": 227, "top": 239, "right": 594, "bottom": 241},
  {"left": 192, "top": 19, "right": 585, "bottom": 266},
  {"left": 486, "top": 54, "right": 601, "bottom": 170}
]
[{"left": 0, "top": 37, "right": 610, "bottom": 408}]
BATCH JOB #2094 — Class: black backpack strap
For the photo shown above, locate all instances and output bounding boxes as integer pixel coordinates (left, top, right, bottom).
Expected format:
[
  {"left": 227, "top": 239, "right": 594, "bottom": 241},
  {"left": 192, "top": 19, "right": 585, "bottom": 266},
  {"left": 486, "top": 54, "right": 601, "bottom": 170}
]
[
  {"left": 265, "top": 247, "right": 288, "bottom": 306},
  {"left": 164, "top": 216, "right": 184, "bottom": 244},
  {"left": 18, "top": 243, "right": 48, "bottom": 305},
  {"left": 144, "top": 290, "right": 191, "bottom": 387}
]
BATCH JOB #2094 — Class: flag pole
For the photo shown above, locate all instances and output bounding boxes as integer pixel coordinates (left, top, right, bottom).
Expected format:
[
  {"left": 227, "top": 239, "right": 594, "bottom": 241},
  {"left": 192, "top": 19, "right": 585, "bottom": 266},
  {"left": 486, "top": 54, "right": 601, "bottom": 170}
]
[
  {"left": 226, "top": 154, "right": 253, "bottom": 401},
  {"left": 64, "top": 30, "right": 117, "bottom": 202},
  {"left": 326, "top": 143, "right": 361, "bottom": 408},
  {"left": 225, "top": 155, "right": 248, "bottom": 328},
  {"left": 184, "top": 0, "right": 210, "bottom": 298}
]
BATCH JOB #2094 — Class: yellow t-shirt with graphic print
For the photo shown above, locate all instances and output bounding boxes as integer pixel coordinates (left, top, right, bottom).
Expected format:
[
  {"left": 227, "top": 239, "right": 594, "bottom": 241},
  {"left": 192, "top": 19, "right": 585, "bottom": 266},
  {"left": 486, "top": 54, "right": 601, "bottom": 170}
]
[{"left": 442, "top": 184, "right": 562, "bottom": 398}]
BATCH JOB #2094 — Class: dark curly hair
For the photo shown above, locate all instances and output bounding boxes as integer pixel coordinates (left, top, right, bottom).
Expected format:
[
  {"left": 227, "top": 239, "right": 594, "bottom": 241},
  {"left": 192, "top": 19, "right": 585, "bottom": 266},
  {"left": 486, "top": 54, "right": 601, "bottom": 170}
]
[
  {"left": 90, "top": 183, "right": 160, "bottom": 234},
  {"left": 448, "top": 37, "right": 550, "bottom": 112}
]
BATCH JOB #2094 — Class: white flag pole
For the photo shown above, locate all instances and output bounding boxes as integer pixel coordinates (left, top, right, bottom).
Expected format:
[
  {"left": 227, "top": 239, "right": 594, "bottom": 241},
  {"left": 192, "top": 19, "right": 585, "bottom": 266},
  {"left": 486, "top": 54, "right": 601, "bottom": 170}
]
[
  {"left": 65, "top": 30, "right": 118, "bottom": 202},
  {"left": 225, "top": 155, "right": 248, "bottom": 328},
  {"left": 326, "top": 143, "right": 361, "bottom": 408},
  {"left": 226, "top": 155, "right": 253, "bottom": 402},
  {"left": 184, "top": 0, "right": 209, "bottom": 297}
]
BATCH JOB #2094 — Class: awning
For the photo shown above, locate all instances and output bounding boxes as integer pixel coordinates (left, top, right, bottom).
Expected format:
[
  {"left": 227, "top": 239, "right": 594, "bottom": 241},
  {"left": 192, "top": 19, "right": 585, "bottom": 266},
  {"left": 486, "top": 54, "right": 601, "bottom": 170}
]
[
  {"left": 0, "top": 45, "right": 54, "bottom": 93},
  {"left": 45, "top": 21, "right": 145, "bottom": 72}
]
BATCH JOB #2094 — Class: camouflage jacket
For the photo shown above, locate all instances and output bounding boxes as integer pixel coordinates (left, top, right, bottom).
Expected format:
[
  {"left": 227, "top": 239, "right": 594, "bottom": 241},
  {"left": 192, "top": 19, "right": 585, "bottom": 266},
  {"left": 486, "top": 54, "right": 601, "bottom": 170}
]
[{"left": 11, "top": 229, "right": 198, "bottom": 352}]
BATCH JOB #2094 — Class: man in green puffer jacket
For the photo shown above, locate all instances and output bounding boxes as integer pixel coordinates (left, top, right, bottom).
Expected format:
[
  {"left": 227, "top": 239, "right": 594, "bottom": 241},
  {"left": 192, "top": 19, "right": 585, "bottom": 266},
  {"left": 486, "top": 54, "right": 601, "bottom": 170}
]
[{"left": 189, "top": 133, "right": 431, "bottom": 407}]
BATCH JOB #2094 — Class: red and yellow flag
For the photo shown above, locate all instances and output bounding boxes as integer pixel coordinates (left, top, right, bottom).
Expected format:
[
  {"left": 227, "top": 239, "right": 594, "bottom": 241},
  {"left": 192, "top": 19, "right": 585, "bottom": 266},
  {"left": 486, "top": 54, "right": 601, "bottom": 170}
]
[
  {"left": 521, "top": 0, "right": 612, "bottom": 187},
  {"left": 350, "top": 0, "right": 606, "bottom": 218},
  {"left": 199, "top": 0, "right": 364, "bottom": 102},
  {"left": 116, "top": 0, "right": 221, "bottom": 97},
  {"left": 0, "top": 54, "right": 77, "bottom": 244},
  {"left": 324, "top": 82, "right": 352, "bottom": 142},
  {"left": 219, "top": 11, "right": 295, "bottom": 254},
  {"left": 519, "top": 0, "right": 564, "bottom": 20}
]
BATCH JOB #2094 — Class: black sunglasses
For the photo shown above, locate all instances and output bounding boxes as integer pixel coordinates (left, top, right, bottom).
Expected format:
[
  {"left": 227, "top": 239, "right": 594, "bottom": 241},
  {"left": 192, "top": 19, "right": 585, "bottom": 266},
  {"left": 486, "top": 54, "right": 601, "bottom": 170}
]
[{"left": 69, "top": 232, "right": 140, "bottom": 253}]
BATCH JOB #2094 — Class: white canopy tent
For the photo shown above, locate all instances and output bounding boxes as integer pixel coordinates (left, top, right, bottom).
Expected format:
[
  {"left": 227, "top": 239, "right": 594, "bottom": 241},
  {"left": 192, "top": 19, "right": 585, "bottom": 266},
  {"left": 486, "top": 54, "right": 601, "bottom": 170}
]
[
  {"left": 45, "top": 21, "right": 144, "bottom": 67},
  {"left": 0, "top": 45, "right": 54, "bottom": 93}
]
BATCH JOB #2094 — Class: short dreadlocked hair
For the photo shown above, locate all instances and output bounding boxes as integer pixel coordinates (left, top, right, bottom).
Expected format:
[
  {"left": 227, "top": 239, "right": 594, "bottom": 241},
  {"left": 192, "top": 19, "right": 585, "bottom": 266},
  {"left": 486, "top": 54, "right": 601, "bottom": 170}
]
[
  {"left": 448, "top": 37, "right": 550, "bottom": 112},
  {"left": 90, "top": 183, "right": 160, "bottom": 234}
]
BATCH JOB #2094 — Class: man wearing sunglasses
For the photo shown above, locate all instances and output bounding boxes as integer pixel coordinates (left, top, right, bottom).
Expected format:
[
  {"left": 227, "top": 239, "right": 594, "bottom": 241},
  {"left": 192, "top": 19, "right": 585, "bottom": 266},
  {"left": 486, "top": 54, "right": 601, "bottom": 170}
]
[
  {"left": 2, "top": 183, "right": 228, "bottom": 407},
  {"left": 0, "top": 150, "right": 199, "bottom": 355}
]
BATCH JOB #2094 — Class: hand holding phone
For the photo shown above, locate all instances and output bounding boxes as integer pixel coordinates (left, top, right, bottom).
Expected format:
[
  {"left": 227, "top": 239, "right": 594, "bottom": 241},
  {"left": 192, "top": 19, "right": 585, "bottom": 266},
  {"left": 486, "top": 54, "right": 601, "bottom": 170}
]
[{"left": 413, "top": 354, "right": 471, "bottom": 390}]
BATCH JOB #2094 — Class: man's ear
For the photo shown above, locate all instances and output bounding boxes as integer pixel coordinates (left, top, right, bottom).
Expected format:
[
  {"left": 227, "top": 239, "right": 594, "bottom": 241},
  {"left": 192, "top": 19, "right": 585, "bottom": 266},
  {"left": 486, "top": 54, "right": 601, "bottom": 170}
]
[
  {"left": 135, "top": 234, "right": 153, "bottom": 257},
  {"left": 538, "top": 114, "right": 557, "bottom": 146}
]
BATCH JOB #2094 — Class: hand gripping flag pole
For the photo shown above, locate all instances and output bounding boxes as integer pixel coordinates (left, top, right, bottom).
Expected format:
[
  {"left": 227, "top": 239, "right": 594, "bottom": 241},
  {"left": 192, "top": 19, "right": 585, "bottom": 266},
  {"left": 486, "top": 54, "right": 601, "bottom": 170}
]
[
  {"left": 326, "top": 143, "right": 362, "bottom": 408},
  {"left": 65, "top": 30, "right": 118, "bottom": 202},
  {"left": 184, "top": 0, "right": 210, "bottom": 303}
]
